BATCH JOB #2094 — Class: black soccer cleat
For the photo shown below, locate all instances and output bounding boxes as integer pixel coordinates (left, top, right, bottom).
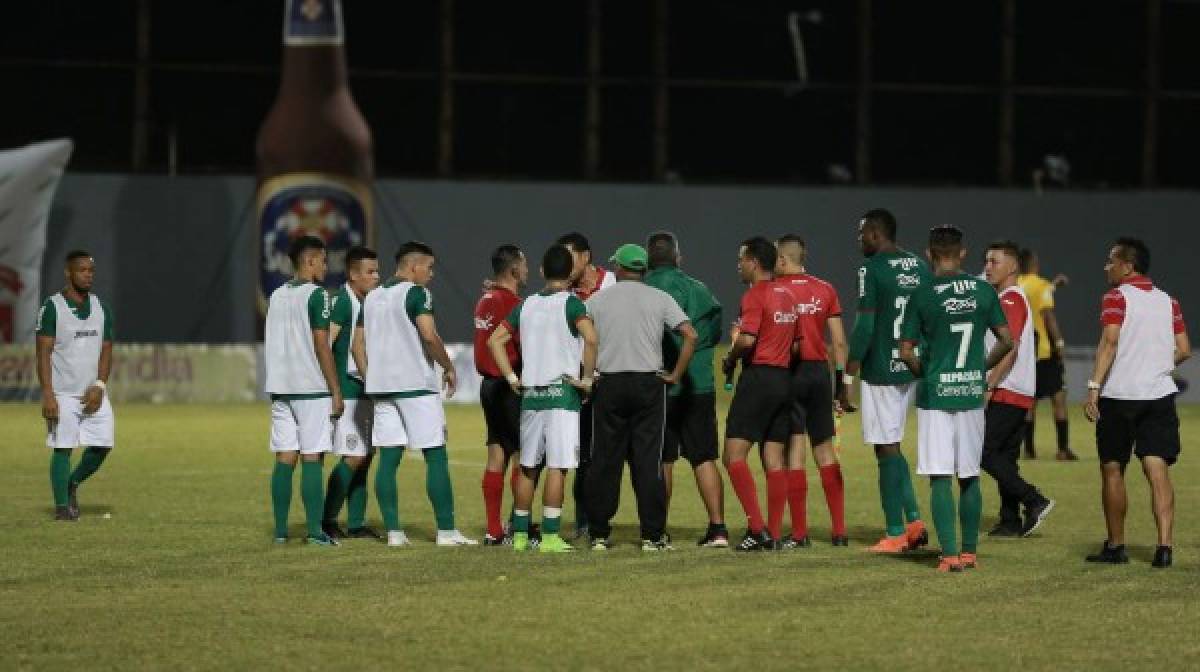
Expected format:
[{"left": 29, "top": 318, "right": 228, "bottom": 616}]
[
  {"left": 1085, "top": 541, "right": 1129, "bottom": 564},
  {"left": 54, "top": 505, "right": 78, "bottom": 522},
  {"left": 831, "top": 535, "right": 849, "bottom": 547},
  {"left": 988, "top": 522, "right": 1022, "bottom": 537},
  {"left": 733, "top": 529, "right": 773, "bottom": 552},
  {"left": 780, "top": 536, "right": 812, "bottom": 550},
  {"left": 1152, "top": 546, "right": 1173, "bottom": 569},
  {"left": 321, "top": 521, "right": 347, "bottom": 540},
  {"left": 345, "top": 526, "right": 384, "bottom": 541},
  {"left": 483, "top": 533, "right": 507, "bottom": 546},
  {"left": 1021, "top": 498, "right": 1056, "bottom": 537}
]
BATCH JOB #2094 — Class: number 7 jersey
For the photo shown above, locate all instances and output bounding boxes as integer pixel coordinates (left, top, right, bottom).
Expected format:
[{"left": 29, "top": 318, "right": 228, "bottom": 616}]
[
  {"left": 901, "top": 272, "right": 1007, "bottom": 411},
  {"left": 851, "top": 250, "right": 931, "bottom": 384}
]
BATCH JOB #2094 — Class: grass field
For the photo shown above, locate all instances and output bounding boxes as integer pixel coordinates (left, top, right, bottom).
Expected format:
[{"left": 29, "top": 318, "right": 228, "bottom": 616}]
[{"left": 2, "top": 399, "right": 1198, "bottom": 671}]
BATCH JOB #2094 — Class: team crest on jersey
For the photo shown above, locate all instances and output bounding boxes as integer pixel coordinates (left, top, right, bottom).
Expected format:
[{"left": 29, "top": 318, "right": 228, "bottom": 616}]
[
  {"left": 474, "top": 315, "right": 495, "bottom": 330},
  {"left": 346, "top": 434, "right": 358, "bottom": 451}
]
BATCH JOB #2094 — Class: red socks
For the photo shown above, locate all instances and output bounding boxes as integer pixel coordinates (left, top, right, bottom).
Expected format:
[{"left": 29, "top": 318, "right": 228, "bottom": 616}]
[
  {"left": 766, "top": 469, "right": 788, "bottom": 541},
  {"left": 482, "top": 470, "right": 505, "bottom": 539},
  {"left": 819, "top": 464, "right": 846, "bottom": 537},
  {"left": 787, "top": 469, "right": 808, "bottom": 540},
  {"left": 726, "top": 460, "right": 765, "bottom": 534}
]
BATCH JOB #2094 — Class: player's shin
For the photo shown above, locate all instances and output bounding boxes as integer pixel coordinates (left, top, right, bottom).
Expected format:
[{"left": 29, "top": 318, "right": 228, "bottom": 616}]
[
  {"left": 50, "top": 449, "right": 71, "bottom": 507},
  {"left": 930, "top": 476, "right": 959, "bottom": 556},
  {"left": 70, "top": 446, "right": 110, "bottom": 486},
  {"left": 300, "top": 459, "right": 325, "bottom": 538},
  {"left": 896, "top": 453, "right": 922, "bottom": 522},
  {"left": 323, "top": 458, "right": 352, "bottom": 523},
  {"left": 958, "top": 477, "right": 982, "bottom": 554},
  {"left": 346, "top": 458, "right": 370, "bottom": 530},
  {"left": 424, "top": 447, "right": 455, "bottom": 531},
  {"left": 876, "top": 453, "right": 907, "bottom": 537},
  {"left": 271, "top": 460, "right": 296, "bottom": 538},
  {"left": 375, "top": 447, "right": 404, "bottom": 531}
]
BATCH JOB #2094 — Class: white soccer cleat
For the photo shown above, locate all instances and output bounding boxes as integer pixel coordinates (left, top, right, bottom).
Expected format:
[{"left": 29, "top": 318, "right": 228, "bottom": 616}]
[
  {"left": 387, "top": 530, "right": 411, "bottom": 547},
  {"left": 436, "top": 529, "right": 479, "bottom": 546}
]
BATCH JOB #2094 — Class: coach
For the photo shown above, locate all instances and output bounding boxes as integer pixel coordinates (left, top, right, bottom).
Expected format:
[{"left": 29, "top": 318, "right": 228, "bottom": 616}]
[{"left": 584, "top": 243, "right": 698, "bottom": 551}]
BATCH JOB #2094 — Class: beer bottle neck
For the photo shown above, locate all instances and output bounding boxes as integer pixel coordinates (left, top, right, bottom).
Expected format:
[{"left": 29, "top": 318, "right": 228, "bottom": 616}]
[{"left": 280, "top": 47, "right": 348, "bottom": 96}]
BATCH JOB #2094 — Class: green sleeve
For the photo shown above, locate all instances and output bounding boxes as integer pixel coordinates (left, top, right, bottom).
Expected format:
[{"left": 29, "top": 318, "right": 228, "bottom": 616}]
[
  {"left": 899, "top": 289, "right": 923, "bottom": 342},
  {"left": 308, "top": 287, "right": 331, "bottom": 330},
  {"left": 506, "top": 299, "right": 524, "bottom": 330},
  {"left": 329, "top": 288, "right": 353, "bottom": 328},
  {"left": 565, "top": 295, "right": 588, "bottom": 337},
  {"left": 987, "top": 288, "right": 1007, "bottom": 329},
  {"left": 102, "top": 301, "right": 114, "bottom": 341},
  {"left": 848, "top": 264, "right": 877, "bottom": 362},
  {"left": 406, "top": 286, "right": 434, "bottom": 321},
  {"left": 856, "top": 262, "right": 877, "bottom": 311},
  {"left": 36, "top": 298, "right": 56, "bottom": 337}
]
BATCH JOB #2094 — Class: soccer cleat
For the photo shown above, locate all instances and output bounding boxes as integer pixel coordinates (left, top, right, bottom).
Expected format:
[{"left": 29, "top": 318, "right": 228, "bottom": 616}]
[
  {"left": 780, "top": 536, "right": 812, "bottom": 550},
  {"left": 511, "top": 531, "right": 530, "bottom": 552},
  {"left": 572, "top": 525, "right": 590, "bottom": 542},
  {"left": 1055, "top": 450, "right": 1079, "bottom": 462},
  {"left": 387, "top": 530, "right": 412, "bottom": 547},
  {"left": 960, "top": 552, "right": 978, "bottom": 569},
  {"left": 1021, "top": 498, "right": 1056, "bottom": 537},
  {"left": 306, "top": 533, "right": 340, "bottom": 547},
  {"left": 641, "top": 534, "right": 674, "bottom": 552},
  {"left": 1085, "top": 541, "right": 1129, "bottom": 564},
  {"left": 528, "top": 524, "right": 542, "bottom": 550},
  {"left": 937, "top": 555, "right": 964, "bottom": 573},
  {"left": 1152, "top": 546, "right": 1173, "bottom": 569},
  {"left": 436, "top": 529, "right": 480, "bottom": 546},
  {"left": 321, "top": 521, "right": 346, "bottom": 540},
  {"left": 868, "top": 534, "right": 910, "bottom": 554},
  {"left": 483, "top": 533, "right": 507, "bottom": 546},
  {"left": 345, "top": 526, "right": 384, "bottom": 541},
  {"left": 905, "top": 520, "right": 929, "bottom": 549},
  {"left": 696, "top": 529, "right": 730, "bottom": 548},
  {"left": 831, "top": 535, "right": 850, "bottom": 547},
  {"left": 590, "top": 537, "right": 612, "bottom": 551},
  {"left": 538, "top": 534, "right": 575, "bottom": 553},
  {"left": 988, "top": 522, "right": 1022, "bottom": 537},
  {"left": 733, "top": 529, "right": 771, "bottom": 552},
  {"left": 273, "top": 536, "right": 288, "bottom": 544},
  {"left": 54, "top": 506, "right": 78, "bottom": 522},
  {"left": 67, "top": 482, "right": 80, "bottom": 518}
]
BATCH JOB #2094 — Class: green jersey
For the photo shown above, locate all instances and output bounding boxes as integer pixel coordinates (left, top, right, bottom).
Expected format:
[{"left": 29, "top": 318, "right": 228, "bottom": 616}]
[
  {"left": 850, "top": 249, "right": 931, "bottom": 384},
  {"left": 644, "top": 266, "right": 723, "bottom": 397},
  {"left": 329, "top": 285, "right": 365, "bottom": 399},
  {"left": 900, "top": 272, "right": 1006, "bottom": 411}
]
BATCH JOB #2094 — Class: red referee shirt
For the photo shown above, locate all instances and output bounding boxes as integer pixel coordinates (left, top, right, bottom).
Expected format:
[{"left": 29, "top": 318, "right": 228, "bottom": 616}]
[
  {"left": 473, "top": 286, "right": 521, "bottom": 377},
  {"left": 777, "top": 272, "right": 841, "bottom": 362},
  {"left": 738, "top": 279, "right": 799, "bottom": 367}
]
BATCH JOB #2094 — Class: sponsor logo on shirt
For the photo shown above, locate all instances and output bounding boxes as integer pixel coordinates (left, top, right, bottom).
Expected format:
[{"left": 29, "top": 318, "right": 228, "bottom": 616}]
[
  {"left": 773, "top": 311, "right": 798, "bottom": 324},
  {"left": 942, "top": 297, "right": 978, "bottom": 314},
  {"left": 795, "top": 298, "right": 823, "bottom": 315},
  {"left": 896, "top": 273, "right": 921, "bottom": 289},
  {"left": 474, "top": 314, "right": 495, "bottom": 331},
  {"left": 939, "top": 370, "right": 983, "bottom": 384},
  {"left": 888, "top": 258, "right": 921, "bottom": 271},
  {"left": 74, "top": 329, "right": 98, "bottom": 339}
]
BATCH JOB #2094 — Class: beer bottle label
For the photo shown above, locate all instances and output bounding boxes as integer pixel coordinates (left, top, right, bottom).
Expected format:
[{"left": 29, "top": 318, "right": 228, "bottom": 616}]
[
  {"left": 284, "top": 0, "right": 343, "bottom": 46},
  {"left": 257, "top": 173, "right": 371, "bottom": 310}
]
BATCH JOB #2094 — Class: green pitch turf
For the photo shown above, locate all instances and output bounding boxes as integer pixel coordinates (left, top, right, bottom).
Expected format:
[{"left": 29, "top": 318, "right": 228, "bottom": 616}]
[{"left": 2, "top": 400, "right": 1198, "bottom": 671}]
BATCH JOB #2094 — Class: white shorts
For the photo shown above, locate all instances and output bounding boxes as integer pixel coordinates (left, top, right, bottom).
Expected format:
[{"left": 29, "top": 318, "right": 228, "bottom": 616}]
[
  {"left": 372, "top": 394, "right": 446, "bottom": 450},
  {"left": 46, "top": 394, "right": 115, "bottom": 449},
  {"left": 519, "top": 409, "right": 580, "bottom": 470},
  {"left": 269, "top": 397, "right": 334, "bottom": 455},
  {"left": 860, "top": 381, "right": 916, "bottom": 445},
  {"left": 917, "top": 408, "right": 986, "bottom": 478},
  {"left": 334, "top": 398, "right": 374, "bottom": 457}
]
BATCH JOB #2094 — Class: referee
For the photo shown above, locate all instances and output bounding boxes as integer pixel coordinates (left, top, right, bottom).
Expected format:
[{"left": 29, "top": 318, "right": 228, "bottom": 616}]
[
  {"left": 1084, "top": 237, "right": 1190, "bottom": 569},
  {"left": 584, "top": 243, "right": 698, "bottom": 551}
]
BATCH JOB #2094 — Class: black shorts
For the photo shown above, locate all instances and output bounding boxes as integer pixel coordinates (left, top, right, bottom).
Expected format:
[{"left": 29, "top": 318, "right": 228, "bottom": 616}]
[
  {"left": 1035, "top": 358, "right": 1064, "bottom": 399},
  {"left": 790, "top": 360, "right": 835, "bottom": 445},
  {"left": 479, "top": 376, "right": 520, "bottom": 455},
  {"left": 664, "top": 392, "right": 719, "bottom": 465},
  {"left": 725, "top": 365, "right": 792, "bottom": 445},
  {"left": 1096, "top": 395, "right": 1181, "bottom": 466}
]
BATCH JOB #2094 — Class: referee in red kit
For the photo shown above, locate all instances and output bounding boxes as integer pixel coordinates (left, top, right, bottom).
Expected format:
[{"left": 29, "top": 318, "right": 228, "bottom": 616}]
[{"left": 1084, "top": 237, "right": 1191, "bottom": 569}]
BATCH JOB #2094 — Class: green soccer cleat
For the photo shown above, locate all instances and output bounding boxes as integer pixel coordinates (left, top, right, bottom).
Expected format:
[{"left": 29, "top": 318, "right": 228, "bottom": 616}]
[
  {"left": 538, "top": 534, "right": 575, "bottom": 553},
  {"left": 305, "top": 533, "right": 340, "bottom": 548},
  {"left": 512, "top": 531, "right": 530, "bottom": 552}
]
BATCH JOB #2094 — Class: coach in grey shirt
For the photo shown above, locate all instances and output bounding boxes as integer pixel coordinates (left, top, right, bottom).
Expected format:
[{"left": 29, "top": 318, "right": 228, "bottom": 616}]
[{"left": 584, "top": 243, "right": 698, "bottom": 550}]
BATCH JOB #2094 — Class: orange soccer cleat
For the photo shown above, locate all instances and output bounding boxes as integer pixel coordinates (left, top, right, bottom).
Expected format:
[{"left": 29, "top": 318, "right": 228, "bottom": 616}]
[
  {"left": 960, "top": 552, "right": 978, "bottom": 569},
  {"left": 868, "top": 534, "right": 910, "bottom": 554},
  {"left": 905, "top": 520, "right": 929, "bottom": 549},
  {"left": 937, "top": 555, "right": 964, "bottom": 573}
]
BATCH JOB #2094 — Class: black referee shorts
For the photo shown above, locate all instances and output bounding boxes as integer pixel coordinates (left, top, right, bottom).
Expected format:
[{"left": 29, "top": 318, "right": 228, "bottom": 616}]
[
  {"left": 1035, "top": 358, "right": 1064, "bottom": 399},
  {"left": 479, "top": 376, "right": 520, "bottom": 455},
  {"left": 1096, "top": 394, "right": 1181, "bottom": 466},
  {"left": 790, "top": 360, "right": 836, "bottom": 445},
  {"left": 725, "top": 365, "right": 792, "bottom": 445},
  {"left": 664, "top": 392, "right": 719, "bottom": 466}
]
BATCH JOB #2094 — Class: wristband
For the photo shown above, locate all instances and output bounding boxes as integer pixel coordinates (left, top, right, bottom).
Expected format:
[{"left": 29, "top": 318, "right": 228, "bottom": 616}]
[
  {"left": 842, "top": 374, "right": 855, "bottom": 386},
  {"left": 1086, "top": 380, "right": 1101, "bottom": 391},
  {"left": 92, "top": 380, "right": 107, "bottom": 391},
  {"left": 505, "top": 372, "right": 519, "bottom": 385},
  {"left": 1055, "top": 339, "right": 1066, "bottom": 350}
]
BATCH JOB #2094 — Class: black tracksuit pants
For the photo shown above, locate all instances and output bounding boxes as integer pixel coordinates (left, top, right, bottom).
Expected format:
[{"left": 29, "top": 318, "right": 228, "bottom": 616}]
[{"left": 981, "top": 401, "right": 1042, "bottom": 527}]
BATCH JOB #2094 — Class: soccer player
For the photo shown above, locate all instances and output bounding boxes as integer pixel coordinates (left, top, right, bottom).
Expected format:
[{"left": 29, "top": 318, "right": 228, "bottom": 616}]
[
  {"left": 1084, "top": 238, "right": 1190, "bottom": 569},
  {"left": 644, "top": 232, "right": 728, "bottom": 548},
  {"left": 360, "top": 241, "right": 477, "bottom": 547},
  {"left": 844, "top": 209, "right": 930, "bottom": 553},
  {"left": 774, "top": 235, "right": 849, "bottom": 548},
  {"left": 1018, "top": 249, "right": 1077, "bottom": 460},
  {"left": 980, "top": 241, "right": 1055, "bottom": 538},
  {"left": 263, "top": 235, "right": 343, "bottom": 546},
  {"left": 320, "top": 246, "right": 382, "bottom": 540},
  {"left": 487, "top": 244, "right": 598, "bottom": 553},
  {"left": 474, "top": 244, "right": 528, "bottom": 545},
  {"left": 722, "top": 237, "right": 798, "bottom": 551},
  {"left": 36, "top": 250, "right": 115, "bottom": 522},
  {"left": 898, "top": 226, "right": 1013, "bottom": 572}
]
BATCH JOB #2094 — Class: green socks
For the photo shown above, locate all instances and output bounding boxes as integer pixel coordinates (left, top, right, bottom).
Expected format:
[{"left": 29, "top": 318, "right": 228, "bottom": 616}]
[
  {"left": 375, "top": 447, "right": 404, "bottom": 531},
  {"left": 51, "top": 450, "right": 71, "bottom": 507},
  {"left": 896, "top": 453, "right": 921, "bottom": 523},
  {"left": 877, "top": 454, "right": 906, "bottom": 537},
  {"left": 543, "top": 506, "right": 562, "bottom": 535},
  {"left": 346, "top": 462, "right": 369, "bottom": 530},
  {"left": 271, "top": 462, "right": 295, "bottom": 538},
  {"left": 70, "top": 446, "right": 110, "bottom": 487},
  {"left": 930, "top": 476, "right": 959, "bottom": 556},
  {"left": 513, "top": 509, "right": 531, "bottom": 534},
  {"left": 958, "top": 477, "right": 982, "bottom": 554},
  {"left": 424, "top": 447, "right": 456, "bottom": 531},
  {"left": 323, "top": 459, "right": 352, "bottom": 523},
  {"left": 301, "top": 461, "right": 324, "bottom": 538}
]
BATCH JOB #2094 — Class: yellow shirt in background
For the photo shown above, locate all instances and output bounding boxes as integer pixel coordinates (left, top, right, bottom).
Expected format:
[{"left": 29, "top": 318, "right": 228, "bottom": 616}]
[{"left": 1018, "top": 274, "right": 1056, "bottom": 360}]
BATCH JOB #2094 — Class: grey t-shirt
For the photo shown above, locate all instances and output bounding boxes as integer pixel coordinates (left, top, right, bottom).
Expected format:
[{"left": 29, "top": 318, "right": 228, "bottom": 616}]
[{"left": 586, "top": 279, "right": 689, "bottom": 373}]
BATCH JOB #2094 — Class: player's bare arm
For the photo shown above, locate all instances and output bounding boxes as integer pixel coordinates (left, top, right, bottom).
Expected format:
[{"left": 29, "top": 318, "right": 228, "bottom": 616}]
[
  {"left": 487, "top": 322, "right": 521, "bottom": 393},
  {"left": 1174, "top": 330, "right": 1191, "bottom": 366},
  {"left": 1043, "top": 308, "right": 1066, "bottom": 357},
  {"left": 1084, "top": 323, "right": 1121, "bottom": 422},
  {"left": 566, "top": 316, "right": 599, "bottom": 398},
  {"left": 416, "top": 313, "right": 457, "bottom": 397},
  {"left": 828, "top": 316, "right": 855, "bottom": 412},
  {"left": 661, "top": 322, "right": 697, "bottom": 386},
  {"left": 82, "top": 340, "right": 113, "bottom": 415},
  {"left": 312, "top": 326, "right": 344, "bottom": 418},
  {"left": 898, "top": 338, "right": 921, "bottom": 377},
  {"left": 350, "top": 324, "right": 367, "bottom": 378},
  {"left": 984, "top": 324, "right": 1014, "bottom": 371},
  {"left": 985, "top": 328, "right": 1019, "bottom": 403},
  {"left": 722, "top": 331, "right": 757, "bottom": 376},
  {"left": 35, "top": 333, "right": 58, "bottom": 421}
]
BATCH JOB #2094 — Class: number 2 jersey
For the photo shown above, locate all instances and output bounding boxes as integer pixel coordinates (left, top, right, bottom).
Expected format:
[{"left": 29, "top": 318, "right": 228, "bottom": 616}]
[
  {"left": 850, "top": 249, "right": 931, "bottom": 385},
  {"left": 901, "top": 272, "right": 1006, "bottom": 411}
]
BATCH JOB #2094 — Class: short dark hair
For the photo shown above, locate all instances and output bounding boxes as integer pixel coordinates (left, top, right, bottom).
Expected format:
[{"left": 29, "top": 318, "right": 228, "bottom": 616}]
[
  {"left": 346, "top": 246, "right": 377, "bottom": 271},
  {"left": 64, "top": 249, "right": 92, "bottom": 265},
  {"left": 1018, "top": 248, "right": 1036, "bottom": 274},
  {"left": 288, "top": 236, "right": 326, "bottom": 266},
  {"left": 542, "top": 244, "right": 574, "bottom": 281},
  {"left": 1114, "top": 237, "right": 1151, "bottom": 274},
  {"left": 776, "top": 234, "right": 806, "bottom": 266},
  {"left": 986, "top": 239, "right": 1020, "bottom": 261},
  {"left": 555, "top": 232, "right": 591, "bottom": 253},
  {"left": 395, "top": 241, "right": 434, "bottom": 264},
  {"left": 928, "top": 225, "right": 964, "bottom": 261},
  {"left": 861, "top": 208, "right": 897, "bottom": 241},
  {"left": 490, "top": 244, "right": 523, "bottom": 276},
  {"left": 646, "top": 231, "right": 679, "bottom": 268},
  {"left": 740, "top": 236, "right": 777, "bottom": 272}
]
